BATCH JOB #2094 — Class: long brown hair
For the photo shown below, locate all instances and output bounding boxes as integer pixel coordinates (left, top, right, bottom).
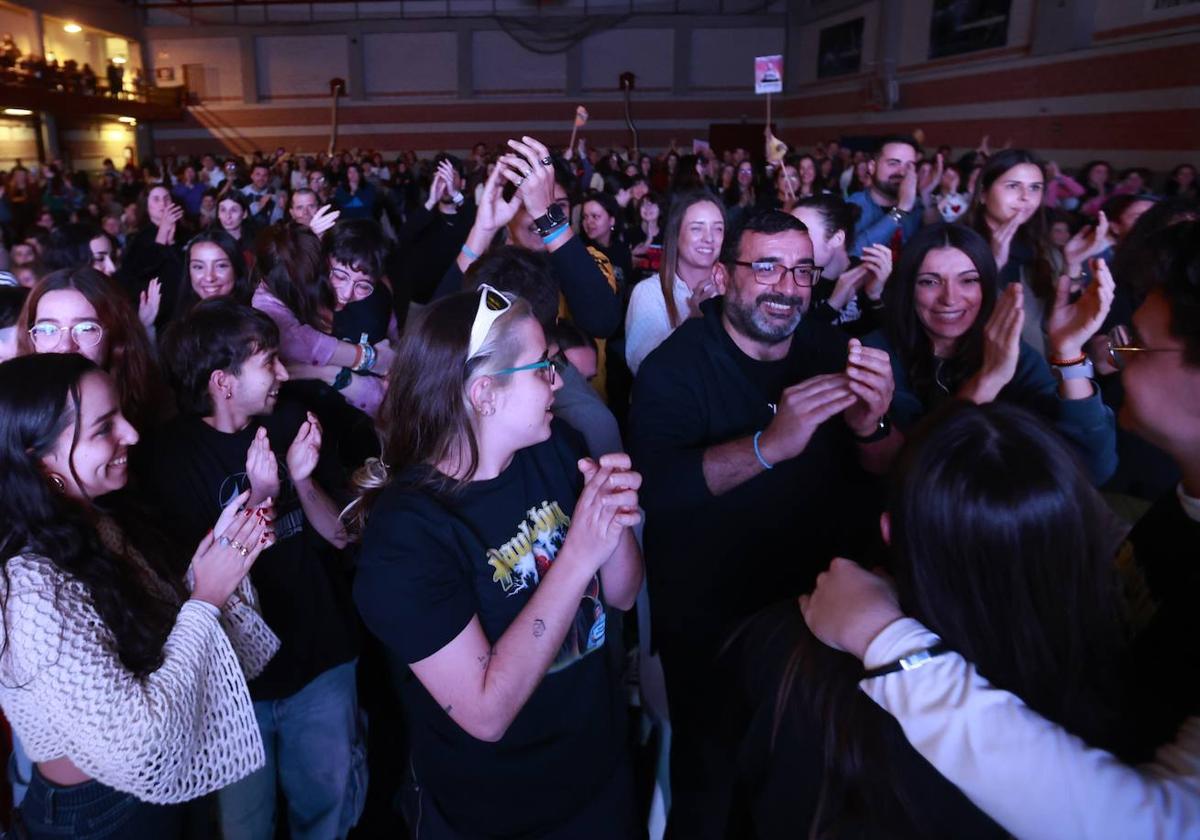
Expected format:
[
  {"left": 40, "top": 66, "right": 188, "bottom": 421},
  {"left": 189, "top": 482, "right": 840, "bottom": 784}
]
[
  {"left": 659, "top": 192, "right": 724, "bottom": 328},
  {"left": 253, "top": 223, "right": 332, "bottom": 331},
  {"left": 344, "top": 289, "right": 532, "bottom": 533},
  {"left": 18, "top": 267, "right": 165, "bottom": 431}
]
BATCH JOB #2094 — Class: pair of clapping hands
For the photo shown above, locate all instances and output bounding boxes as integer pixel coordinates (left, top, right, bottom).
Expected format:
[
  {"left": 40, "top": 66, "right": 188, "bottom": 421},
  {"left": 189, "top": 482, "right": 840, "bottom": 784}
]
[{"left": 756, "top": 340, "right": 895, "bottom": 466}]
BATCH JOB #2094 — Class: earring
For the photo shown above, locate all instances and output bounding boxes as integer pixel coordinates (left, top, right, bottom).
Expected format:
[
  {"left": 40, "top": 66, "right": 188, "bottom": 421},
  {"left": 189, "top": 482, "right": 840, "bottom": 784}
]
[
  {"left": 48, "top": 473, "right": 66, "bottom": 493},
  {"left": 225, "top": 390, "right": 233, "bottom": 399},
  {"left": 477, "top": 405, "right": 495, "bottom": 417}
]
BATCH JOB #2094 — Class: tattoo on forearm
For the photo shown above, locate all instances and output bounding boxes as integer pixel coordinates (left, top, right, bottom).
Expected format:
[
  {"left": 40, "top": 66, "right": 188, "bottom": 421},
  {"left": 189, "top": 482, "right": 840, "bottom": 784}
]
[
  {"left": 532, "top": 619, "right": 546, "bottom": 638},
  {"left": 477, "top": 647, "right": 496, "bottom": 671}
]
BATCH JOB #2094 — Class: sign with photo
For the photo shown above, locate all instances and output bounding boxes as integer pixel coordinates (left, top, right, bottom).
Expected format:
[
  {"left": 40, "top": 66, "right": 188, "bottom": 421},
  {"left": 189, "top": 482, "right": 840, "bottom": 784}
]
[
  {"left": 817, "top": 17, "right": 864, "bottom": 78},
  {"left": 928, "top": 0, "right": 1012, "bottom": 60},
  {"left": 754, "top": 55, "right": 783, "bottom": 95}
]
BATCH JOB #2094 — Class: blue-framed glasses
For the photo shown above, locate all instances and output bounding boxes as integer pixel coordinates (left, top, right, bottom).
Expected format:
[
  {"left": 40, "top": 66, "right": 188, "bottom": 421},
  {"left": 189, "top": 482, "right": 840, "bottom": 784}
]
[{"left": 491, "top": 357, "right": 564, "bottom": 386}]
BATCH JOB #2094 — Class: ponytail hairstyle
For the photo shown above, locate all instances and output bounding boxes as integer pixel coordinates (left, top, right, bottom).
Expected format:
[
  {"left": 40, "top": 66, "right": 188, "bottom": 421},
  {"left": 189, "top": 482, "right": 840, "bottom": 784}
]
[
  {"left": 659, "top": 191, "right": 725, "bottom": 329},
  {"left": 344, "top": 288, "right": 533, "bottom": 534},
  {"left": 17, "top": 266, "right": 164, "bottom": 431},
  {"left": 253, "top": 222, "right": 332, "bottom": 331},
  {"left": 794, "top": 194, "right": 862, "bottom": 256},
  {"left": 0, "top": 354, "right": 185, "bottom": 680}
]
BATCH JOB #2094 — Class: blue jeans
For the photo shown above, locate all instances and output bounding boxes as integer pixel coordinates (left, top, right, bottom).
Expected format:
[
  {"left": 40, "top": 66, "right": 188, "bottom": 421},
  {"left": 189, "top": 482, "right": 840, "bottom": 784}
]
[
  {"left": 217, "top": 660, "right": 366, "bottom": 840},
  {"left": 14, "top": 767, "right": 185, "bottom": 839}
]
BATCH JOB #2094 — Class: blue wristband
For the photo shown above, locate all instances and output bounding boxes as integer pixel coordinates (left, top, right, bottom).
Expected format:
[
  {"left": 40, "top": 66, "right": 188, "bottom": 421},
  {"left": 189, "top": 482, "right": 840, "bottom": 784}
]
[
  {"left": 541, "top": 223, "right": 569, "bottom": 246},
  {"left": 753, "top": 430, "right": 774, "bottom": 470},
  {"left": 461, "top": 242, "right": 480, "bottom": 260}
]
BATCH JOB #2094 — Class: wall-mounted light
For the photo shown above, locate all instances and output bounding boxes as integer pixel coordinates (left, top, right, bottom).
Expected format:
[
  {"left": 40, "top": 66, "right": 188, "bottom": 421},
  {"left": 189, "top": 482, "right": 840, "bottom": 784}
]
[
  {"left": 64, "top": 22, "right": 82, "bottom": 34},
  {"left": 112, "top": 55, "right": 127, "bottom": 65},
  {"left": 118, "top": 116, "right": 137, "bottom": 125},
  {"left": 3, "top": 108, "right": 34, "bottom": 116}
]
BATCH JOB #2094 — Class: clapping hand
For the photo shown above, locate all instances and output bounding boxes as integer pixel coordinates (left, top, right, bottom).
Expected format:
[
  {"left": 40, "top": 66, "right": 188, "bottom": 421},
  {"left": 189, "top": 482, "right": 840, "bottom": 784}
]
[
  {"left": 191, "top": 489, "right": 276, "bottom": 608},
  {"left": 565, "top": 454, "right": 642, "bottom": 572},
  {"left": 859, "top": 244, "right": 893, "bottom": 302},
  {"left": 155, "top": 203, "right": 183, "bottom": 245},
  {"left": 245, "top": 427, "right": 280, "bottom": 506},
  {"left": 474, "top": 160, "right": 522, "bottom": 234},
  {"left": 918, "top": 153, "right": 944, "bottom": 205},
  {"left": 843, "top": 339, "right": 895, "bottom": 438},
  {"left": 964, "top": 283, "right": 1024, "bottom": 404},
  {"left": 758, "top": 374, "right": 857, "bottom": 465},
  {"left": 1064, "top": 211, "right": 1111, "bottom": 275},
  {"left": 1046, "top": 257, "right": 1115, "bottom": 360},
  {"left": 499, "top": 135, "right": 557, "bottom": 220},
  {"left": 138, "top": 278, "right": 162, "bottom": 328},
  {"left": 286, "top": 412, "right": 323, "bottom": 484}
]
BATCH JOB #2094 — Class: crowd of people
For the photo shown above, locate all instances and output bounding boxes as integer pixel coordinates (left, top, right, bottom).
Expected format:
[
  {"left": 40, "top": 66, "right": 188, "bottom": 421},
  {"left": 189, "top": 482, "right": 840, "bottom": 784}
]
[
  {"left": 0, "top": 125, "right": 1197, "bottom": 840},
  {"left": 0, "top": 33, "right": 142, "bottom": 99}
]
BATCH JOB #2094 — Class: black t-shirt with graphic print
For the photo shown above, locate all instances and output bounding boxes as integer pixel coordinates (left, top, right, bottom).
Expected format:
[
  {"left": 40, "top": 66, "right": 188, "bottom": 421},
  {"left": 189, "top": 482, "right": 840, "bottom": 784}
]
[
  {"left": 353, "top": 421, "right": 625, "bottom": 838},
  {"left": 148, "top": 399, "right": 358, "bottom": 701}
]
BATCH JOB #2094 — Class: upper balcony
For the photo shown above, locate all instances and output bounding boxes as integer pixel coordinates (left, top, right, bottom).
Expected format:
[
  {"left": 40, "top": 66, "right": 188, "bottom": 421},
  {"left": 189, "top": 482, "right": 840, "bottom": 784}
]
[{"left": 0, "top": 60, "right": 186, "bottom": 122}]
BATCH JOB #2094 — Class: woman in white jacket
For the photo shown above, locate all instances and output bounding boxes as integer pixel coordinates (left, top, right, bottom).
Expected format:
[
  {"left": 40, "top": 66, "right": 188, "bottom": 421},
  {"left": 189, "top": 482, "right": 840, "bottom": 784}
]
[{"left": 0, "top": 353, "right": 278, "bottom": 838}]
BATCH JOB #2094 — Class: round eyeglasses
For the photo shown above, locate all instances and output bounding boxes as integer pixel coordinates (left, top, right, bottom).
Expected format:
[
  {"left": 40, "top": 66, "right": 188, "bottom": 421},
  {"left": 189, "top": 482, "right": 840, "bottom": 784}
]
[{"left": 29, "top": 321, "right": 104, "bottom": 351}]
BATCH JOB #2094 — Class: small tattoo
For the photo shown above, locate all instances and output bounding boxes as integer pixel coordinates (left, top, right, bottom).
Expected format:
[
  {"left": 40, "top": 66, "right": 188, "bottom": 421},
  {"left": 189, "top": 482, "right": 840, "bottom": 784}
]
[
  {"left": 306, "top": 489, "right": 318, "bottom": 502},
  {"left": 532, "top": 619, "right": 546, "bottom": 638},
  {"left": 442, "top": 704, "right": 453, "bottom": 714}
]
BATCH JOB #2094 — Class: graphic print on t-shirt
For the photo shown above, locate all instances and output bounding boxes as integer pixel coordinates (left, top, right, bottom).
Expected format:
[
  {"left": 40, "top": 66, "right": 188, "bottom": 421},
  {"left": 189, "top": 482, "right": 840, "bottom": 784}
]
[
  {"left": 217, "top": 464, "right": 304, "bottom": 542},
  {"left": 486, "top": 500, "right": 606, "bottom": 673}
]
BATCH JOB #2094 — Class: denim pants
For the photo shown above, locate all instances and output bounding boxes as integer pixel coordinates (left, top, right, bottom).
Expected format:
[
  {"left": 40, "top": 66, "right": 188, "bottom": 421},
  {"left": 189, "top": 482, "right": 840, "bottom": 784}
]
[
  {"left": 13, "top": 767, "right": 185, "bottom": 840},
  {"left": 217, "top": 659, "right": 366, "bottom": 840}
]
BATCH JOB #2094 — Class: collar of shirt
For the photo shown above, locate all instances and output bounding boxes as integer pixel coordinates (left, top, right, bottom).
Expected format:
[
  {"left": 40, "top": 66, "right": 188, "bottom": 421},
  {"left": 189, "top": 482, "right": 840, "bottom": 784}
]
[{"left": 1177, "top": 482, "right": 1200, "bottom": 523}]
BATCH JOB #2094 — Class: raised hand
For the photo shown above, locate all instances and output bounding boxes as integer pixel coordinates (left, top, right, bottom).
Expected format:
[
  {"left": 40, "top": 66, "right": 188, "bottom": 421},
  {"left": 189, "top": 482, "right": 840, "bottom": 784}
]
[
  {"left": 1063, "top": 211, "right": 1111, "bottom": 275},
  {"left": 1046, "top": 258, "right": 1115, "bottom": 360},
  {"left": 191, "top": 489, "right": 275, "bottom": 608},
  {"left": 501, "top": 135, "right": 557, "bottom": 220},
  {"left": 918, "top": 153, "right": 944, "bottom": 203},
  {"left": 244, "top": 426, "right": 280, "bottom": 506},
  {"left": 684, "top": 264, "right": 723, "bottom": 319},
  {"left": 963, "top": 283, "right": 1024, "bottom": 404},
  {"left": 474, "top": 160, "right": 521, "bottom": 235},
  {"left": 424, "top": 167, "right": 447, "bottom": 211},
  {"left": 138, "top": 278, "right": 161, "bottom": 328},
  {"left": 798, "top": 558, "right": 902, "bottom": 660},
  {"left": 564, "top": 453, "right": 642, "bottom": 572},
  {"left": 309, "top": 204, "right": 340, "bottom": 237},
  {"left": 758, "top": 373, "right": 857, "bottom": 465},
  {"left": 155, "top": 203, "right": 183, "bottom": 245},
  {"left": 843, "top": 339, "right": 895, "bottom": 437},
  {"left": 286, "top": 412, "right": 323, "bottom": 484},
  {"left": 859, "top": 243, "right": 893, "bottom": 302},
  {"left": 990, "top": 212, "right": 1023, "bottom": 270}
]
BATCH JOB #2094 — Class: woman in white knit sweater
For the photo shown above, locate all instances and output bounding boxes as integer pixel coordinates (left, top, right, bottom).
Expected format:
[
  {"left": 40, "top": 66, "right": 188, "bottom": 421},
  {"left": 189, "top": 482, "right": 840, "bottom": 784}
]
[{"left": 0, "top": 353, "right": 280, "bottom": 838}]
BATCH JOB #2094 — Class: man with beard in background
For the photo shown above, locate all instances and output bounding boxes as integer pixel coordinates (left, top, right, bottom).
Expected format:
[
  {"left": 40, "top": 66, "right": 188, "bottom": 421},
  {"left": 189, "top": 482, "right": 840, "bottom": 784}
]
[{"left": 848, "top": 134, "right": 922, "bottom": 255}]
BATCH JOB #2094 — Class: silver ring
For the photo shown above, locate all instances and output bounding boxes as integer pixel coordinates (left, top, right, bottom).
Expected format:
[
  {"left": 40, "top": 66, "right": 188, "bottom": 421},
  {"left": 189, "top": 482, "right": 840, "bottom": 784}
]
[
  {"left": 539, "top": 156, "right": 553, "bottom": 167},
  {"left": 218, "top": 535, "right": 232, "bottom": 547},
  {"left": 229, "top": 538, "right": 247, "bottom": 554},
  {"left": 516, "top": 176, "right": 525, "bottom": 187}
]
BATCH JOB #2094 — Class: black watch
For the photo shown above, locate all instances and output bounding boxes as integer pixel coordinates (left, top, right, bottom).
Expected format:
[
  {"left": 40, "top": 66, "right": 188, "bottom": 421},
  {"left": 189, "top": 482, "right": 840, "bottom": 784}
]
[
  {"left": 853, "top": 414, "right": 891, "bottom": 444},
  {"left": 533, "top": 203, "right": 567, "bottom": 237}
]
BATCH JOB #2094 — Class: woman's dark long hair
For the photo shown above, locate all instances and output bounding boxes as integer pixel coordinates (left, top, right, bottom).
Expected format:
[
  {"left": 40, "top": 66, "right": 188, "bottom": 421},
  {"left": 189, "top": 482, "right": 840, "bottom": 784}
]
[
  {"left": 17, "top": 266, "right": 165, "bottom": 431},
  {"left": 253, "top": 222, "right": 332, "bottom": 331},
  {"left": 0, "top": 354, "right": 185, "bottom": 679},
  {"left": 967, "top": 149, "right": 1056, "bottom": 301},
  {"left": 767, "top": 401, "right": 1131, "bottom": 837},
  {"left": 883, "top": 223, "right": 999, "bottom": 403}
]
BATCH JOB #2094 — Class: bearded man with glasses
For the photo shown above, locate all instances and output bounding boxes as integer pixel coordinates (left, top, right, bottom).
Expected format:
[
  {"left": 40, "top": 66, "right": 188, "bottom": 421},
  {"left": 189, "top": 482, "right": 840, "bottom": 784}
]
[{"left": 628, "top": 210, "right": 900, "bottom": 838}]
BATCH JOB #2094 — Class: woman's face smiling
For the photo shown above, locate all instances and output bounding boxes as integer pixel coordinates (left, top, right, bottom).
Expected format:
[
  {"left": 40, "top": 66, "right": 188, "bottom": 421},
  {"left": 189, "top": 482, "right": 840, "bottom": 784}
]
[
  {"left": 913, "top": 246, "right": 984, "bottom": 358},
  {"left": 41, "top": 371, "right": 139, "bottom": 499}
]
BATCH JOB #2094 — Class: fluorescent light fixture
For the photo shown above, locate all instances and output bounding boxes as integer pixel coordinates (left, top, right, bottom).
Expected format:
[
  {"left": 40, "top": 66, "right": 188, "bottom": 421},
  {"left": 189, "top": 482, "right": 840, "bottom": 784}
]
[
  {"left": 118, "top": 116, "right": 137, "bottom": 124},
  {"left": 64, "top": 22, "right": 82, "bottom": 34},
  {"left": 3, "top": 108, "right": 33, "bottom": 116}
]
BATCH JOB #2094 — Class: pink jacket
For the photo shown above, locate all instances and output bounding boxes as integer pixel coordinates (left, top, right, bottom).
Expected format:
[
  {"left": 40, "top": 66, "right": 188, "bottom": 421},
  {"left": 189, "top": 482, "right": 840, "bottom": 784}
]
[{"left": 252, "top": 284, "right": 386, "bottom": 417}]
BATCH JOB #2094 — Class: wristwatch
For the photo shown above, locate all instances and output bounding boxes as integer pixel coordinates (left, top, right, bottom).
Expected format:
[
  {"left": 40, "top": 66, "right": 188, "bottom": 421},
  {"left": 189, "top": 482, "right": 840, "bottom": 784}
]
[
  {"left": 1050, "top": 357, "right": 1095, "bottom": 383},
  {"left": 886, "top": 206, "right": 907, "bottom": 224},
  {"left": 533, "top": 203, "right": 568, "bottom": 237},
  {"left": 853, "top": 414, "right": 891, "bottom": 444}
]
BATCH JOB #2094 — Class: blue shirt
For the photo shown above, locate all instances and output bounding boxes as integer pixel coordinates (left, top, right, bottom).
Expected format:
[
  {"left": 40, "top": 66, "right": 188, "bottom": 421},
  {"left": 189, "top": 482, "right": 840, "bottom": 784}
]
[{"left": 847, "top": 191, "right": 922, "bottom": 255}]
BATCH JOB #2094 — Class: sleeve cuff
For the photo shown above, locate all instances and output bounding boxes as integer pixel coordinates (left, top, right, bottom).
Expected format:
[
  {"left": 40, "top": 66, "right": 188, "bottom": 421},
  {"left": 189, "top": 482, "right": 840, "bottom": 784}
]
[
  {"left": 185, "top": 599, "right": 222, "bottom": 620},
  {"left": 862, "top": 617, "right": 942, "bottom": 669}
]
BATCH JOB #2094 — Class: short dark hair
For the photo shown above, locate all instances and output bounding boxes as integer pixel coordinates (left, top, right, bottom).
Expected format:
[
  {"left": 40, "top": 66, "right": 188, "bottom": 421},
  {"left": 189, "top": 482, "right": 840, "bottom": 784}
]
[
  {"left": 874, "top": 134, "right": 921, "bottom": 159},
  {"left": 251, "top": 163, "right": 269, "bottom": 175},
  {"left": 465, "top": 246, "right": 560, "bottom": 330},
  {"left": 1132, "top": 220, "right": 1200, "bottom": 366},
  {"left": 162, "top": 298, "right": 280, "bottom": 416},
  {"left": 325, "top": 218, "right": 388, "bottom": 281},
  {"left": 720, "top": 209, "right": 807, "bottom": 267}
]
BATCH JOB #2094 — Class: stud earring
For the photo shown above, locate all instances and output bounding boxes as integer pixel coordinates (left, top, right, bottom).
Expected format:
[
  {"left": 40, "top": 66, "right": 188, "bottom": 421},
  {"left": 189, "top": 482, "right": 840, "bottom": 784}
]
[
  {"left": 225, "top": 390, "right": 233, "bottom": 399},
  {"left": 48, "top": 473, "right": 66, "bottom": 493}
]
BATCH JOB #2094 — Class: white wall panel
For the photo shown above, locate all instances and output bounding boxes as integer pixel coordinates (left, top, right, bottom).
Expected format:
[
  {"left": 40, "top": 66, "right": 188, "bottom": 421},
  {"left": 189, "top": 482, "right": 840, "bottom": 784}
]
[
  {"left": 690, "top": 27, "right": 784, "bottom": 90},
  {"left": 364, "top": 32, "right": 458, "bottom": 95},
  {"left": 256, "top": 34, "right": 349, "bottom": 98},
  {"left": 473, "top": 30, "right": 566, "bottom": 93},
  {"left": 581, "top": 28, "right": 674, "bottom": 92}
]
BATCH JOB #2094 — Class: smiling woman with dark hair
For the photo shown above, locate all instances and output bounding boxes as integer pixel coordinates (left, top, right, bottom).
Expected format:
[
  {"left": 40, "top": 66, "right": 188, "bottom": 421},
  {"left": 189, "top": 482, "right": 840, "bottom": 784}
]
[
  {"left": 0, "top": 352, "right": 277, "bottom": 839},
  {"left": 865, "top": 223, "right": 1118, "bottom": 483}
]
